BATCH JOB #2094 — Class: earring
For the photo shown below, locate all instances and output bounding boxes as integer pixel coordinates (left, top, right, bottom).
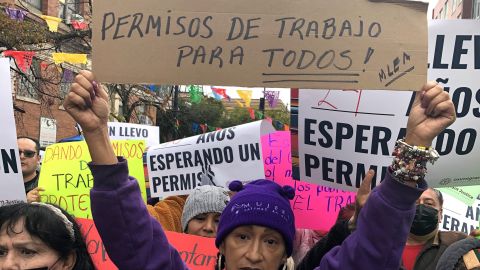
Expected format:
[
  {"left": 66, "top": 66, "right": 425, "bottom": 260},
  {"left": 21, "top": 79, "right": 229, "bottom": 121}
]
[{"left": 217, "top": 254, "right": 223, "bottom": 270}]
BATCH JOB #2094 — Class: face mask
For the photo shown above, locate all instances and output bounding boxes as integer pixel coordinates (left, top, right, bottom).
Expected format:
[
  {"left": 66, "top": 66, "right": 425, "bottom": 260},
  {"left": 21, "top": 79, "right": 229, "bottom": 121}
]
[{"left": 410, "top": 204, "right": 439, "bottom": 236}]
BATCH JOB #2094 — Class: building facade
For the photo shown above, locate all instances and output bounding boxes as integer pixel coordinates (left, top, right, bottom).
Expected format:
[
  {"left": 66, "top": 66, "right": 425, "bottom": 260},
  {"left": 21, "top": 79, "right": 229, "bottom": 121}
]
[
  {"left": 2, "top": 0, "right": 159, "bottom": 148},
  {"left": 433, "top": 0, "right": 475, "bottom": 19}
]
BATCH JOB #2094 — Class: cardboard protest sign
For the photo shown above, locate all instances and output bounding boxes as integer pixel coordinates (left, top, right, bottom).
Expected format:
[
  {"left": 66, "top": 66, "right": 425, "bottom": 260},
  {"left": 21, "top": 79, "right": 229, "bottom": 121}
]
[
  {"left": 77, "top": 218, "right": 117, "bottom": 270},
  {"left": 262, "top": 131, "right": 356, "bottom": 231},
  {"left": 441, "top": 192, "right": 480, "bottom": 235},
  {"left": 92, "top": 0, "right": 427, "bottom": 90},
  {"left": 296, "top": 20, "right": 480, "bottom": 191},
  {"left": 165, "top": 231, "right": 218, "bottom": 270},
  {"left": 147, "top": 120, "right": 274, "bottom": 197},
  {"left": 108, "top": 122, "right": 160, "bottom": 147},
  {"left": 0, "top": 58, "right": 26, "bottom": 206},
  {"left": 39, "top": 140, "right": 146, "bottom": 218}
]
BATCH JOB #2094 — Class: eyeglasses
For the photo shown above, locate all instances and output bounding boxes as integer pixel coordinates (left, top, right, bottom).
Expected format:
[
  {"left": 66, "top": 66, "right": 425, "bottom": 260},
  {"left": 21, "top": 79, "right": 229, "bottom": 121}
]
[{"left": 19, "top": 150, "right": 36, "bottom": 158}]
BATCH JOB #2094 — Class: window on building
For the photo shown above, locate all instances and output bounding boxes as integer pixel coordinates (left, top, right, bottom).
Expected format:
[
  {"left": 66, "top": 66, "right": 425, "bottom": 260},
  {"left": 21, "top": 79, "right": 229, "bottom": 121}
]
[
  {"left": 474, "top": 0, "right": 480, "bottom": 18},
  {"left": 24, "top": 0, "right": 42, "bottom": 10},
  {"left": 16, "top": 59, "right": 40, "bottom": 100},
  {"left": 59, "top": 0, "right": 80, "bottom": 20}
]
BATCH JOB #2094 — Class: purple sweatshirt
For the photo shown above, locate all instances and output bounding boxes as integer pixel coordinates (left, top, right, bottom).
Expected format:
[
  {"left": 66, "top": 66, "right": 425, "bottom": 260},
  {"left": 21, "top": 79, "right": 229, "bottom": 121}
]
[{"left": 89, "top": 158, "right": 426, "bottom": 270}]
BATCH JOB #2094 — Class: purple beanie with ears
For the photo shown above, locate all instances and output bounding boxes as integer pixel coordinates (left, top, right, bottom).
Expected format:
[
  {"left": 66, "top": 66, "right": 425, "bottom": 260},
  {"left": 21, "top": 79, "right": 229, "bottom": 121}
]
[{"left": 215, "top": 179, "right": 296, "bottom": 256}]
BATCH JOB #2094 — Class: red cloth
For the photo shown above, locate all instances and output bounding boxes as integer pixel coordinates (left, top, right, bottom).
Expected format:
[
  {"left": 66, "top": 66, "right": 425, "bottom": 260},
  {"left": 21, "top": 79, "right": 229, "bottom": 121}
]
[
  {"left": 211, "top": 87, "right": 229, "bottom": 100},
  {"left": 402, "top": 244, "right": 424, "bottom": 270},
  {"left": 248, "top": 107, "right": 255, "bottom": 120},
  {"left": 3, "top": 51, "right": 35, "bottom": 72},
  {"left": 71, "top": 20, "right": 88, "bottom": 30}
]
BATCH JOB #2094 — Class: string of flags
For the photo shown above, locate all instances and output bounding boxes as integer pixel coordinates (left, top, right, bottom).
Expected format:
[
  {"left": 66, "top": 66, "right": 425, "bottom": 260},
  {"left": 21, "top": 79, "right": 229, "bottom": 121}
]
[
  {"left": 52, "top": 53, "right": 88, "bottom": 65},
  {"left": 237, "top": 90, "right": 252, "bottom": 107},
  {"left": 3, "top": 6, "right": 89, "bottom": 32},
  {"left": 265, "top": 90, "right": 280, "bottom": 108},
  {"left": 2, "top": 51, "right": 35, "bottom": 72},
  {"left": 211, "top": 87, "right": 231, "bottom": 101},
  {"left": 40, "top": 15, "right": 62, "bottom": 32},
  {"left": 4, "top": 7, "right": 28, "bottom": 21},
  {"left": 188, "top": 85, "right": 203, "bottom": 104}
]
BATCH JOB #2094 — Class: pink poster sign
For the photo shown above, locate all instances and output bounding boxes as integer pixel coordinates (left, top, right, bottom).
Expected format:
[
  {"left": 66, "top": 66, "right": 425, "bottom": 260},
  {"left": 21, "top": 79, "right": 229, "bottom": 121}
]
[{"left": 262, "top": 131, "right": 356, "bottom": 231}]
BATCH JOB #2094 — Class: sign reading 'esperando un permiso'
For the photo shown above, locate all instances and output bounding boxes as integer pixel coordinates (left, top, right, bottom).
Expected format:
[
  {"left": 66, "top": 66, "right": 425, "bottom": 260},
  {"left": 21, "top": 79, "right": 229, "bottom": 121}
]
[{"left": 92, "top": 0, "right": 427, "bottom": 91}]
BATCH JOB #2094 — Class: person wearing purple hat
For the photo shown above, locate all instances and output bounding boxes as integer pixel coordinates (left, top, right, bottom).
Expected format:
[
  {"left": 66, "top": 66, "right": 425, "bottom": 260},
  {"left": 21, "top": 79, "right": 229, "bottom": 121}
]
[
  {"left": 214, "top": 179, "right": 296, "bottom": 269},
  {"left": 64, "top": 70, "right": 456, "bottom": 270}
]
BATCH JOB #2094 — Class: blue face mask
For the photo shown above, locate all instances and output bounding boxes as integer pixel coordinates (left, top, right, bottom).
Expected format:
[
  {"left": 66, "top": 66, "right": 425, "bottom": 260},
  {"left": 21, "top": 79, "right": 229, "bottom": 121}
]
[{"left": 410, "top": 204, "right": 439, "bottom": 236}]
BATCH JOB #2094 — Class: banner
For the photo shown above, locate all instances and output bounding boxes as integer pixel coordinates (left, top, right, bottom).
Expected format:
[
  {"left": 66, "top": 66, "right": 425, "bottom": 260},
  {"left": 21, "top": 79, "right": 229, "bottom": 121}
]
[
  {"left": 166, "top": 231, "right": 218, "bottom": 270},
  {"left": 92, "top": 0, "right": 427, "bottom": 90},
  {"left": 39, "top": 140, "right": 147, "bottom": 218},
  {"left": 147, "top": 120, "right": 274, "bottom": 197},
  {"left": 0, "top": 58, "right": 26, "bottom": 206},
  {"left": 76, "top": 219, "right": 218, "bottom": 270},
  {"left": 77, "top": 218, "right": 117, "bottom": 270},
  {"left": 441, "top": 192, "right": 480, "bottom": 235},
  {"left": 297, "top": 20, "right": 480, "bottom": 191},
  {"left": 107, "top": 122, "right": 160, "bottom": 147},
  {"left": 262, "top": 131, "right": 355, "bottom": 231}
]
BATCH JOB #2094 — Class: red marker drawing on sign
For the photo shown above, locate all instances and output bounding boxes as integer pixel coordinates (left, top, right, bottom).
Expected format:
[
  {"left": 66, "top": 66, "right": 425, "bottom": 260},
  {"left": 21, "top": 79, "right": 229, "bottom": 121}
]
[{"left": 317, "top": 90, "right": 338, "bottom": 109}]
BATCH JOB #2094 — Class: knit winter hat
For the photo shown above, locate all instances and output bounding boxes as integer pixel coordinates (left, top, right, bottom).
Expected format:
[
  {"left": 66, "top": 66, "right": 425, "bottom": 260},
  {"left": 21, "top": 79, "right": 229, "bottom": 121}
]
[
  {"left": 181, "top": 185, "right": 230, "bottom": 232},
  {"left": 215, "top": 179, "right": 296, "bottom": 256}
]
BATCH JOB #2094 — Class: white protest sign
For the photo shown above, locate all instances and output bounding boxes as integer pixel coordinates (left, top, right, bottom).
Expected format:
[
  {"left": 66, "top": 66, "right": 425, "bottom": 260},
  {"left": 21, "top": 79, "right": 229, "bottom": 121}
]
[
  {"left": 441, "top": 192, "right": 480, "bottom": 235},
  {"left": 147, "top": 120, "right": 274, "bottom": 197},
  {"left": 107, "top": 122, "right": 160, "bottom": 147},
  {"left": 39, "top": 117, "right": 57, "bottom": 148},
  {"left": 0, "top": 58, "right": 27, "bottom": 205},
  {"left": 297, "top": 20, "right": 480, "bottom": 191}
]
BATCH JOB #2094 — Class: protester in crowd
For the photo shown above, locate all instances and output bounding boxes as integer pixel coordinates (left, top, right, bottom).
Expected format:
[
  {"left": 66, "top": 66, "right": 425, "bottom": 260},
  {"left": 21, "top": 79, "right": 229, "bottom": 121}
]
[
  {"left": 17, "top": 137, "right": 44, "bottom": 203},
  {"left": 147, "top": 185, "right": 229, "bottom": 236},
  {"left": 403, "top": 188, "right": 467, "bottom": 270},
  {"left": 297, "top": 186, "right": 467, "bottom": 270},
  {"left": 0, "top": 202, "right": 94, "bottom": 269},
  {"left": 64, "top": 70, "right": 455, "bottom": 269}
]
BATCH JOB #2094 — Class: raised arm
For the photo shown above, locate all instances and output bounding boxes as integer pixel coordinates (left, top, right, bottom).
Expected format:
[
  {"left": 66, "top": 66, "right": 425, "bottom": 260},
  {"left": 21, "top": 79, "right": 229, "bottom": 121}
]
[
  {"left": 64, "top": 71, "right": 188, "bottom": 270},
  {"left": 317, "top": 82, "right": 456, "bottom": 270}
]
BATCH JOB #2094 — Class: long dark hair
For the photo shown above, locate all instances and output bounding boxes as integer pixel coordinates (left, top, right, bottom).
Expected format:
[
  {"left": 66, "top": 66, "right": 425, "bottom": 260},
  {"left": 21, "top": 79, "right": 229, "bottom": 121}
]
[{"left": 0, "top": 203, "right": 95, "bottom": 270}]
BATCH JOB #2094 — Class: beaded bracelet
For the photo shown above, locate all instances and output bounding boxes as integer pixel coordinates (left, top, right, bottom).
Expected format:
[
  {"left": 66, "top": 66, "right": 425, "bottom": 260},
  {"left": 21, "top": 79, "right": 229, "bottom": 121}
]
[{"left": 391, "top": 139, "right": 440, "bottom": 182}]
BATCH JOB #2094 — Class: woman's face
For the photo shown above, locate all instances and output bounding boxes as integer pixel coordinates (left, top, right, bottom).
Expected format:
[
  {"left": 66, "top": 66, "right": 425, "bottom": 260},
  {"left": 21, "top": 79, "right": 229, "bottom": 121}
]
[
  {"left": 0, "top": 220, "right": 74, "bottom": 270},
  {"left": 186, "top": 212, "right": 221, "bottom": 238},
  {"left": 220, "top": 225, "right": 286, "bottom": 270}
]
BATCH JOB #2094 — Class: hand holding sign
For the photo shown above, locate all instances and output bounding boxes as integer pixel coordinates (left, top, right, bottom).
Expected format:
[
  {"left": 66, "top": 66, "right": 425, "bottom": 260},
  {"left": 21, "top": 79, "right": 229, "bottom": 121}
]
[
  {"left": 64, "top": 70, "right": 110, "bottom": 135},
  {"left": 26, "top": 187, "right": 45, "bottom": 203},
  {"left": 406, "top": 82, "right": 456, "bottom": 147}
]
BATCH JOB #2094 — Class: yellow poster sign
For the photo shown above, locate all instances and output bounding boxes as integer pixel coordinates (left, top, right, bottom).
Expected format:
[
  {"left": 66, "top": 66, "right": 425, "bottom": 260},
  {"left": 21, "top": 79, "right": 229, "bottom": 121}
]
[{"left": 39, "top": 140, "right": 147, "bottom": 219}]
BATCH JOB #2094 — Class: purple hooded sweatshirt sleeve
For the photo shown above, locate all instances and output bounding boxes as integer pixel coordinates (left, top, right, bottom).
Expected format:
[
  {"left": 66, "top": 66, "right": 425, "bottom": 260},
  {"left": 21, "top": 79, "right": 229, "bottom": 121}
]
[
  {"left": 316, "top": 171, "right": 427, "bottom": 270},
  {"left": 89, "top": 158, "right": 189, "bottom": 270}
]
